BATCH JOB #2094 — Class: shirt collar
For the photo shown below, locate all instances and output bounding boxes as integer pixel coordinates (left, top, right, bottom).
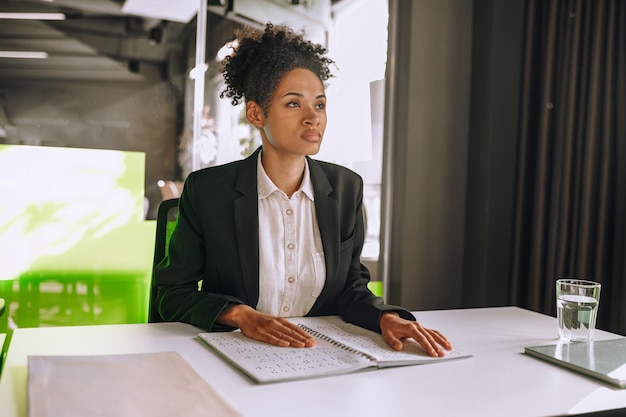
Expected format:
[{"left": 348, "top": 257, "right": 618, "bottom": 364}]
[{"left": 256, "top": 152, "right": 315, "bottom": 201}]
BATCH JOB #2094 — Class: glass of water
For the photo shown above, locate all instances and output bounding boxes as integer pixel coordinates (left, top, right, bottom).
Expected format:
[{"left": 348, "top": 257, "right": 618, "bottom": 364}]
[{"left": 556, "top": 279, "right": 601, "bottom": 343}]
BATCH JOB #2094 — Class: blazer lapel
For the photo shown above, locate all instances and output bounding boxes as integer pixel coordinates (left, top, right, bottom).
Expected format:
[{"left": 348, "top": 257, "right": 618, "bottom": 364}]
[
  {"left": 308, "top": 158, "right": 341, "bottom": 308},
  {"left": 234, "top": 148, "right": 261, "bottom": 305}
]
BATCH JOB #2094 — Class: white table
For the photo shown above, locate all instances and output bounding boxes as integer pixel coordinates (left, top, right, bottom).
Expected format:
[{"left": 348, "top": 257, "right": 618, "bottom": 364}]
[{"left": 1, "top": 307, "right": 625, "bottom": 417}]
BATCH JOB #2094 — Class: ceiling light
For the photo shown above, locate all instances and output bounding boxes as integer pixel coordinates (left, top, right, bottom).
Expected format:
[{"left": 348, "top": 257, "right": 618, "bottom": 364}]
[
  {"left": 0, "top": 51, "right": 48, "bottom": 59},
  {"left": 122, "top": 0, "right": 197, "bottom": 23},
  {"left": 0, "top": 12, "right": 66, "bottom": 20}
]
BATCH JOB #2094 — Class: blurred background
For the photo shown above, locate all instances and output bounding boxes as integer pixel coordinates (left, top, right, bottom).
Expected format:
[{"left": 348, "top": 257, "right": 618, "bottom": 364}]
[
  {"left": 0, "top": 0, "right": 388, "bottom": 332},
  {"left": 2, "top": 0, "right": 625, "bottom": 340}
]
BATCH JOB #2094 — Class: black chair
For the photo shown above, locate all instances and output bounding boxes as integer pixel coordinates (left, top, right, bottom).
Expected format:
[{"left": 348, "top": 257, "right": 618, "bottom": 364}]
[
  {"left": 148, "top": 198, "right": 179, "bottom": 323},
  {"left": 0, "top": 298, "right": 7, "bottom": 374}
]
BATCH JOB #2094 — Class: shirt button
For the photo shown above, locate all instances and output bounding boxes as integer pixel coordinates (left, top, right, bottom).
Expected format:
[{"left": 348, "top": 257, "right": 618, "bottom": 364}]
[
  {"left": 287, "top": 276, "right": 295, "bottom": 284},
  {"left": 283, "top": 306, "right": 290, "bottom": 312},
  {"left": 286, "top": 208, "right": 293, "bottom": 215},
  {"left": 287, "top": 243, "right": 295, "bottom": 250}
]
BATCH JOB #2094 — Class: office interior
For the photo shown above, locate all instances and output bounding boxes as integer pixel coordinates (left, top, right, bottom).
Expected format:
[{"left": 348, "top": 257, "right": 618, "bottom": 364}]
[{"left": 0, "top": 0, "right": 625, "bottom": 346}]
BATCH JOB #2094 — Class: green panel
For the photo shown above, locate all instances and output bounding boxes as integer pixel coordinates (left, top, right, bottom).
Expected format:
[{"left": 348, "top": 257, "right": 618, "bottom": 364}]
[
  {"left": 367, "top": 281, "right": 383, "bottom": 298},
  {"left": 0, "top": 145, "right": 155, "bottom": 332}
]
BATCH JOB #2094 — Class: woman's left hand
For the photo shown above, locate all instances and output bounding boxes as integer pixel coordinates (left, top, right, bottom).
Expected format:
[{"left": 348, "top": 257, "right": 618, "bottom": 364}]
[{"left": 379, "top": 312, "right": 453, "bottom": 357}]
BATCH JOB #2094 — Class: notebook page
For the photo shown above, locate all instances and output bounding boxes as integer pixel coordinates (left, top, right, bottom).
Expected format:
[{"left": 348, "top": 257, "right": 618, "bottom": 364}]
[
  {"left": 198, "top": 331, "right": 375, "bottom": 383},
  {"left": 297, "top": 316, "right": 470, "bottom": 367}
]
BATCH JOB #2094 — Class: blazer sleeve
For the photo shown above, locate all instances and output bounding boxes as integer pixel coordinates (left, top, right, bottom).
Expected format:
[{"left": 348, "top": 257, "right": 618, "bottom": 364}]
[
  {"left": 153, "top": 172, "right": 243, "bottom": 331},
  {"left": 311, "top": 161, "right": 415, "bottom": 332},
  {"left": 337, "top": 191, "right": 416, "bottom": 332}
]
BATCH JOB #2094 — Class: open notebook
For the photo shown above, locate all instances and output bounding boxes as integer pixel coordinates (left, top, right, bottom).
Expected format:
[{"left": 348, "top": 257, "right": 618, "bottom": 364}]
[{"left": 198, "top": 315, "right": 471, "bottom": 383}]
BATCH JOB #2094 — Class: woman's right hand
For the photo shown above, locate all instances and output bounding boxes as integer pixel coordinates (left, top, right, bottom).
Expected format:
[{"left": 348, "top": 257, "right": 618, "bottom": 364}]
[{"left": 217, "top": 304, "right": 315, "bottom": 348}]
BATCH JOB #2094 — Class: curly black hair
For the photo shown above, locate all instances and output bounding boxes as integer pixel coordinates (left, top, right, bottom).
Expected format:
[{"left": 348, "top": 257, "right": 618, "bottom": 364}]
[{"left": 219, "top": 22, "right": 334, "bottom": 115}]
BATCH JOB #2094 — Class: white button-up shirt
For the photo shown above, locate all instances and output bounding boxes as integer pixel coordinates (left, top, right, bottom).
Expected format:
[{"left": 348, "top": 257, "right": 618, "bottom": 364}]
[{"left": 256, "top": 154, "right": 326, "bottom": 317}]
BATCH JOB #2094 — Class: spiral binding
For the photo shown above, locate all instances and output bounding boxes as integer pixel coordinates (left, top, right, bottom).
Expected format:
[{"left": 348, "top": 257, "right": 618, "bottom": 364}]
[{"left": 297, "top": 324, "right": 377, "bottom": 363}]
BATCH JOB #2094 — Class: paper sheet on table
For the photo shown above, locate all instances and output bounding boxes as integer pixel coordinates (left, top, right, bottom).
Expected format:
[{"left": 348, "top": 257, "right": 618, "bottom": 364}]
[{"left": 28, "top": 351, "right": 241, "bottom": 417}]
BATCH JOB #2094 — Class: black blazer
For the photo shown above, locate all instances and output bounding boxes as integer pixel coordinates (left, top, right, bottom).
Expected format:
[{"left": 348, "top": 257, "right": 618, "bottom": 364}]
[{"left": 154, "top": 147, "right": 414, "bottom": 332}]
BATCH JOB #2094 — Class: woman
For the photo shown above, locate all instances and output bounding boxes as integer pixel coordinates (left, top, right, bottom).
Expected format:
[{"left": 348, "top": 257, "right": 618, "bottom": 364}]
[{"left": 154, "top": 23, "right": 452, "bottom": 357}]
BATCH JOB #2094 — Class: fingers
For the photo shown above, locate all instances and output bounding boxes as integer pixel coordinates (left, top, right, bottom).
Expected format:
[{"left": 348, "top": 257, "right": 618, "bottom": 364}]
[
  {"left": 380, "top": 314, "right": 453, "bottom": 357},
  {"left": 411, "top": 324, "right": 447, "bottom": 357},
  {"left": 427, "top": 328, "right": 453, "bottom": 351},
  {"left": 267, "top": 322, "right": 316, "bottom": 348},
  {"left": 381, "top": 332, "right": 404, "bottom": 351},
  {"left": 239, "top": 314, "right": 316, "bottom": 348}
]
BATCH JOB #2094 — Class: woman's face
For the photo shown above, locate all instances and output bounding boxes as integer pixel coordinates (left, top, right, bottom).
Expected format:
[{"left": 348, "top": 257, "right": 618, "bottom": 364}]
[{"left": 256, "top": 68, "right": 327, "bottom": 158}]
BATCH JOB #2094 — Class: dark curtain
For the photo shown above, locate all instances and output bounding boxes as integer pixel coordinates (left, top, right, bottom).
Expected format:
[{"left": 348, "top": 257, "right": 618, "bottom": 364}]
[{"left": 511, "top": 0, "right": 626, "bottom": 334}]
